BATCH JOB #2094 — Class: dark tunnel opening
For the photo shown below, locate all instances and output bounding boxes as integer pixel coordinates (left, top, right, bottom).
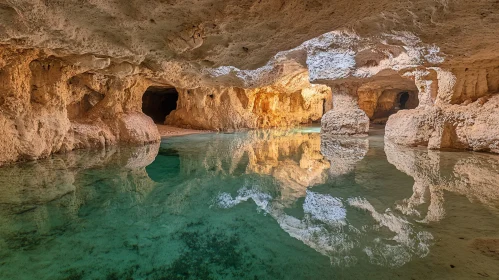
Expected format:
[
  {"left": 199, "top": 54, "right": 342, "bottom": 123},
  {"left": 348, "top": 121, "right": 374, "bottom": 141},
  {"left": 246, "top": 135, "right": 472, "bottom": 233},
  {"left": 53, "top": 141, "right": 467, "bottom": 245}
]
[
  {"left": 142, "top": 86, "right": 178, "bottom": 124},
  {"left": 398, "top": 92, "right": 410, "bottom": 109}
]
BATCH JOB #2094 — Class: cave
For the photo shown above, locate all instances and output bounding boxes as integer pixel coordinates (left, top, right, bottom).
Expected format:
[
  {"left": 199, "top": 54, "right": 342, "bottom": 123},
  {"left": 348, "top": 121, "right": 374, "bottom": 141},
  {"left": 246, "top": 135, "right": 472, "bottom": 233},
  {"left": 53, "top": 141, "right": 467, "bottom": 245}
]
[
  {"left": 367, "top": 90, "right": 419, "bottom": 123},
  {"left": 142, "top": 86, "right": 179, "bottom": 124},
  {"left": 398, "top": 92, "right": 410, "bottom": 109}
]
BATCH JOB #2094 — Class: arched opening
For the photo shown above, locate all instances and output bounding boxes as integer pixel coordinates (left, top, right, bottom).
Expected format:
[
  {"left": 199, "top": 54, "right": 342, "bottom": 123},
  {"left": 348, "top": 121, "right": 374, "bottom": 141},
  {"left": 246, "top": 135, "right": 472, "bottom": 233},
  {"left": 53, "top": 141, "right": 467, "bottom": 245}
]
[
  {"left": 369, "top": 90, "right": 418, "bottom": 123},
  {"left": 142, "top": 86, "right": 178, "bottom": 124},
  {"left": 357, "top": 74, "right": 420, "bottom": 125},
  {"left": 398, "top": 92, "right": 410, "bottom": 109}
]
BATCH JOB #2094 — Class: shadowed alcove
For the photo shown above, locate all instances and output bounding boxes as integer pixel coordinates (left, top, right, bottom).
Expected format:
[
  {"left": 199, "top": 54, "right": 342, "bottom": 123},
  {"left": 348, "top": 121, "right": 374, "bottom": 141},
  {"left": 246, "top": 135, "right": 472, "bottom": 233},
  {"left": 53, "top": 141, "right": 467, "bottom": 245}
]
[
  {"left": 398, "top": 92, "right": 410, "bottom": 109},
  {"left": 370, "top": 89, "right": 419, "bottom": 120},
  {"left": 142, "top": 86, "right": 179, "bottom": 124},
  {"left": 357, "top": 74, "right": 419, "bottom": 124}
]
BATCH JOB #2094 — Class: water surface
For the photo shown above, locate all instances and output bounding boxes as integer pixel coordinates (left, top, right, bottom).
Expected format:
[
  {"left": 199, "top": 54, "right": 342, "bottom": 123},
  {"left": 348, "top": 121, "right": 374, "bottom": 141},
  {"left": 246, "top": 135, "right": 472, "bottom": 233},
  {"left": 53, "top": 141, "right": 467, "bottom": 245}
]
[{"left": 0, "top": 126, "right": 498, "bottom": 279}]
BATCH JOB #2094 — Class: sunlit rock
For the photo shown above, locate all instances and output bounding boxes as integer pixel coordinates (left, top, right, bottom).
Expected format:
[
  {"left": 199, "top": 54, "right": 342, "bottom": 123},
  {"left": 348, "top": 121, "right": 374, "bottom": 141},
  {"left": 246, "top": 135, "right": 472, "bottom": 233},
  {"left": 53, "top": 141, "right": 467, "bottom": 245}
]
[{"left": 166, "top": 72, "right": 332, "bottom": 130}]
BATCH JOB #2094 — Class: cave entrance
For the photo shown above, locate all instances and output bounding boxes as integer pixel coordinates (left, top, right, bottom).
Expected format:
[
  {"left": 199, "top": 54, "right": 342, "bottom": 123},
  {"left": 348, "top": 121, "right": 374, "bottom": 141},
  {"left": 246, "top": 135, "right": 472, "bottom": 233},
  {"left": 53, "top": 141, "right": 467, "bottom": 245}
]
[
  {"left": 142, "top": 86, "right": 178, "bottom": 124},
  {"left": 398, "top": 92, "right": 410, "bottom": 109},
  {"left": 364, "top": 90, "right": 419, "bottom": 124}
]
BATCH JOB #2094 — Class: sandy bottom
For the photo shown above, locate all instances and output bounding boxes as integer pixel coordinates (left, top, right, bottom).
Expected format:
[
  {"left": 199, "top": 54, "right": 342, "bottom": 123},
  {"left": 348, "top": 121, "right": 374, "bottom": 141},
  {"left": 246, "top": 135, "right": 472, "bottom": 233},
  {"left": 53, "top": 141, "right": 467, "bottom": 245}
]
[{"left": 157, "top": 124, "right": 212, "bottom": 138}]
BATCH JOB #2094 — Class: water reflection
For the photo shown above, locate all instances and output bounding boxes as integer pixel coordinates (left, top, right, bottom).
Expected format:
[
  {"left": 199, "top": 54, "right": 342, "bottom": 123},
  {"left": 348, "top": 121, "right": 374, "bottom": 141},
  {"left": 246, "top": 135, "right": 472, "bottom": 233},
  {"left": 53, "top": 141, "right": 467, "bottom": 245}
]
[
  {"left": 0, "top": 129, "right": 498, "bottom": 279},
  {"left": 320, "top": 135, "right": 369, "bottom": 177},
  {"left": 0, "top": 144, "right": 159, "bottom": 248},
  {"left": 214, "top": 132, "right": 431, "bottom": 267},
  {"left": 385, "top": 141, "right": 499, "bottom": 221},
  {"left": 0, "top": 144, "right": 159, "bottom": 209}
]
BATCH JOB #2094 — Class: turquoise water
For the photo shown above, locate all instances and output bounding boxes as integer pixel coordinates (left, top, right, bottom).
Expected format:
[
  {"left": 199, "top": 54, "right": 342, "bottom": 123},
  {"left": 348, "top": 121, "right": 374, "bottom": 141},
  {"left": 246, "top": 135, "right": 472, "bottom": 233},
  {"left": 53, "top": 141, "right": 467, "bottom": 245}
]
[{"left": 0, "top": 126, "right": 499, "bottom": 279}]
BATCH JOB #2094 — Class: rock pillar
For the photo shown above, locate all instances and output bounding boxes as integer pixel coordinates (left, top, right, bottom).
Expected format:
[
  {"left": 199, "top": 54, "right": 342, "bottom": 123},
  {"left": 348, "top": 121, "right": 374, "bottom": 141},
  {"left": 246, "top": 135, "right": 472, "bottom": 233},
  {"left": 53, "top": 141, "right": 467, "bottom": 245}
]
[{"left": 321, "top": 84, "right": 369, "bottom": 135}]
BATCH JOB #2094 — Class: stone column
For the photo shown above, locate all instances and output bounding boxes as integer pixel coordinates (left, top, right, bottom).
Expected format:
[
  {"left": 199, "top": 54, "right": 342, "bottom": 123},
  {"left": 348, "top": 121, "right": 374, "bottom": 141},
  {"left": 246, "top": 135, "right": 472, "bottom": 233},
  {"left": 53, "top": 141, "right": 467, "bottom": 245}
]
[{"left": 320, "top": 84, "right": 369, "bottom": 135}]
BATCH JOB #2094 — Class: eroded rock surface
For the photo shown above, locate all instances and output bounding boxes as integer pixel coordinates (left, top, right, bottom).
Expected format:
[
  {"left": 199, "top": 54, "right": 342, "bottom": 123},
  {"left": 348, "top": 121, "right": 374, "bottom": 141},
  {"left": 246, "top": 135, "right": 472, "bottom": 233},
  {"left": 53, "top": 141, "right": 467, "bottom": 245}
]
[
  {"left": 0, "top": 47, "right": 161, "bottom": 165},
  {"left": 166, "top": 72, "right": 332, "bottom": 130},
  {"left": 386, "top": 93, "right": 499, "bottom": 153},
  {"left": 1, "top": 0, "right": 499, "bottom": 162}
]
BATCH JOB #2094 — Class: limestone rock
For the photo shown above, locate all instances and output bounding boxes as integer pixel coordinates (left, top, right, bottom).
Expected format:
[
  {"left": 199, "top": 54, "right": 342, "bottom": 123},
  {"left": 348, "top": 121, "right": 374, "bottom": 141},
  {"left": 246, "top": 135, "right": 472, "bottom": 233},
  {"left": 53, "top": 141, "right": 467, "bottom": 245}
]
[
  {"left": 166, "top": 72, "right": 332, "bottom": 130},
  {"left": 0, "top": 48, "right": 160, "bottom": 165},
  {"left": 386, "top": 95, "right": 499, "bottom": 153},
  {"left": 385, "top": 109, "right": 438, "bottom": 147},
  {"left": 321, "top": 109, "right": 369, "bottom": 136},
  {"left": 118, "top": 113, "right": 160, "bottom": 144},
  {"left": 1, "top": 0, "right": 499, "bottom": 161}
]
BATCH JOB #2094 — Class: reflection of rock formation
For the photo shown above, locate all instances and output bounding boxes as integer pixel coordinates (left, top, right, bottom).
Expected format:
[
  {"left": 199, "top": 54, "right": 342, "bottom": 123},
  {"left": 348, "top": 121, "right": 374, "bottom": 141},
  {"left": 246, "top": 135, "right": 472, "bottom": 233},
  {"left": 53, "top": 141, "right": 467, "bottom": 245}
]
[
  {"left": 171, "top": 129, "right": 330, "bottom": 204},
  {"left": 0, "top": 144, "right": 159, "bottom": 236},
  {"left": 385, "top": 141, "right": 499, "bottom": 222},
  {"left": 245, "top": 131, "right": 330, "bottom": 202},
  {"left": 215, "top": 187, "right": 432, "bottom": 267},
  {"left": 211, "top": 131, "right": 431, "bottom": 268},
  {"left": 320, "top": 135, "right": 369, "bottom": 177}
]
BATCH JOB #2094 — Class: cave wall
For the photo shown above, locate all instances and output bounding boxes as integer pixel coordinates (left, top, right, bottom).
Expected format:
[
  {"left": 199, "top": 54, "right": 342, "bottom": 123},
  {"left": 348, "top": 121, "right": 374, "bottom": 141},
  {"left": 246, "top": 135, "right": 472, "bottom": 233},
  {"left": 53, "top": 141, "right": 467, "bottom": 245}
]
[
  {"left": 385, "top": 66, "right": 499, "bottom": 153},
  {"left": 358, "top": 89, "right": 418, "bottom": 122},
  {"left": 0, "top": 46, "right": 160, "bottom": 166},
  {"left": 0, "top": 45, "right": 336, "bottom": 164},
  {"left": 166, "top": 74, "right": 332, "bottom": 131},
  {"left": 142, "top": 87, "right": 178, "bottom": 123},
  {"left": 1, "top": 0, "right": 499, "bottom": 162}
]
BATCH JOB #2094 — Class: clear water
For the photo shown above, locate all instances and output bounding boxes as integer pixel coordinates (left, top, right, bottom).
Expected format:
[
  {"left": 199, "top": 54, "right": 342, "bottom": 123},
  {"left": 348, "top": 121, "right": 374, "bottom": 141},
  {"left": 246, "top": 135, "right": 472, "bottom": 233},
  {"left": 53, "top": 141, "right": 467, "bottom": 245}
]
[{"left": 0, "top": 126, "right": 498, "bottom": 280}]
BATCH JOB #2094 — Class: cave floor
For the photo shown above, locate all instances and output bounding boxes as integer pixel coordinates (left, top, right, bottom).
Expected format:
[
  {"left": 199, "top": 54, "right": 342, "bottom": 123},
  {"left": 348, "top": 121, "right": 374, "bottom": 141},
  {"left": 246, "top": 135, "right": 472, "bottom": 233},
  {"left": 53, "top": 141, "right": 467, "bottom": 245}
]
[{"left": 157, "top": 124, "right": 212, "bottom": 138}]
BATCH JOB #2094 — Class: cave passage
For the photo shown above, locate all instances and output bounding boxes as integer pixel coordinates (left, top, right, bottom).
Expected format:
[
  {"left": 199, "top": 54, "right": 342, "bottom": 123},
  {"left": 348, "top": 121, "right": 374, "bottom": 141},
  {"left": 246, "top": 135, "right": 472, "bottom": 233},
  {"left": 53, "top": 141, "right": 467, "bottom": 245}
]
[
  {"left": 368, "top": 90, "right": 419, "bottom": 123},
  {"left": 398, "top": 92, "right": 410, "bottom": 109},
  {"left": 142, "top": 86, "right": 179, "bottom": 123}
]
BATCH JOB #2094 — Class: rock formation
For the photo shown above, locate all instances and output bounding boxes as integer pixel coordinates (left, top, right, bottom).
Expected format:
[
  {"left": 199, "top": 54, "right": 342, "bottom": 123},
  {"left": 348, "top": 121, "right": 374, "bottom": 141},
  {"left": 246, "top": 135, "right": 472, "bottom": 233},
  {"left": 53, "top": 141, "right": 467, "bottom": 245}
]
[
  {"left": 0, "top": 46, "right": 160, "bottom": 165},
  {"left": 321, "top": 85, "right": 369, "bottom": 135},
  {"left": 385, "top": 69, "right": 499, "bottom": 153},
  {"left": 1, "top": 0, "right": 499, "bottom": 163},
  {"left": 166, "top": 72, "right": 332, "bottom": 130}
]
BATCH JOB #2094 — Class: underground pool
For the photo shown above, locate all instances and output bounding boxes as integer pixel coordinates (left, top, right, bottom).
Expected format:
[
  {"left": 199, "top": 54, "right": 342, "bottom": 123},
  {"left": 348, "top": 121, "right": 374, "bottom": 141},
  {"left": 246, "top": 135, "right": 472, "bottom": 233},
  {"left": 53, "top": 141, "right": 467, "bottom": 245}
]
[{"left": 0, "top": 127, "right": 498, "bottom": 280}]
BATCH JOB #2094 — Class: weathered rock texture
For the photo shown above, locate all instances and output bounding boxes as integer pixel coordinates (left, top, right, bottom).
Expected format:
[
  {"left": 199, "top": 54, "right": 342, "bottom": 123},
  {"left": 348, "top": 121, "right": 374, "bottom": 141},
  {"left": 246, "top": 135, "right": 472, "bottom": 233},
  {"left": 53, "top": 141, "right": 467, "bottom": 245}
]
[
  {"left": 321, "top": 84, "right": 369, "bottom": 135},
  {"left": 385, "top": 67, "right": 499, "bottom": 153},
  {"left": 1, "top": 0, "right": 499, "bottom": 161},
  {"left": 0, "top": 46, "right": 160, "bottom": 165},
  {"left": 166, "top": 72, "right": 332, "bottom": 130}
]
